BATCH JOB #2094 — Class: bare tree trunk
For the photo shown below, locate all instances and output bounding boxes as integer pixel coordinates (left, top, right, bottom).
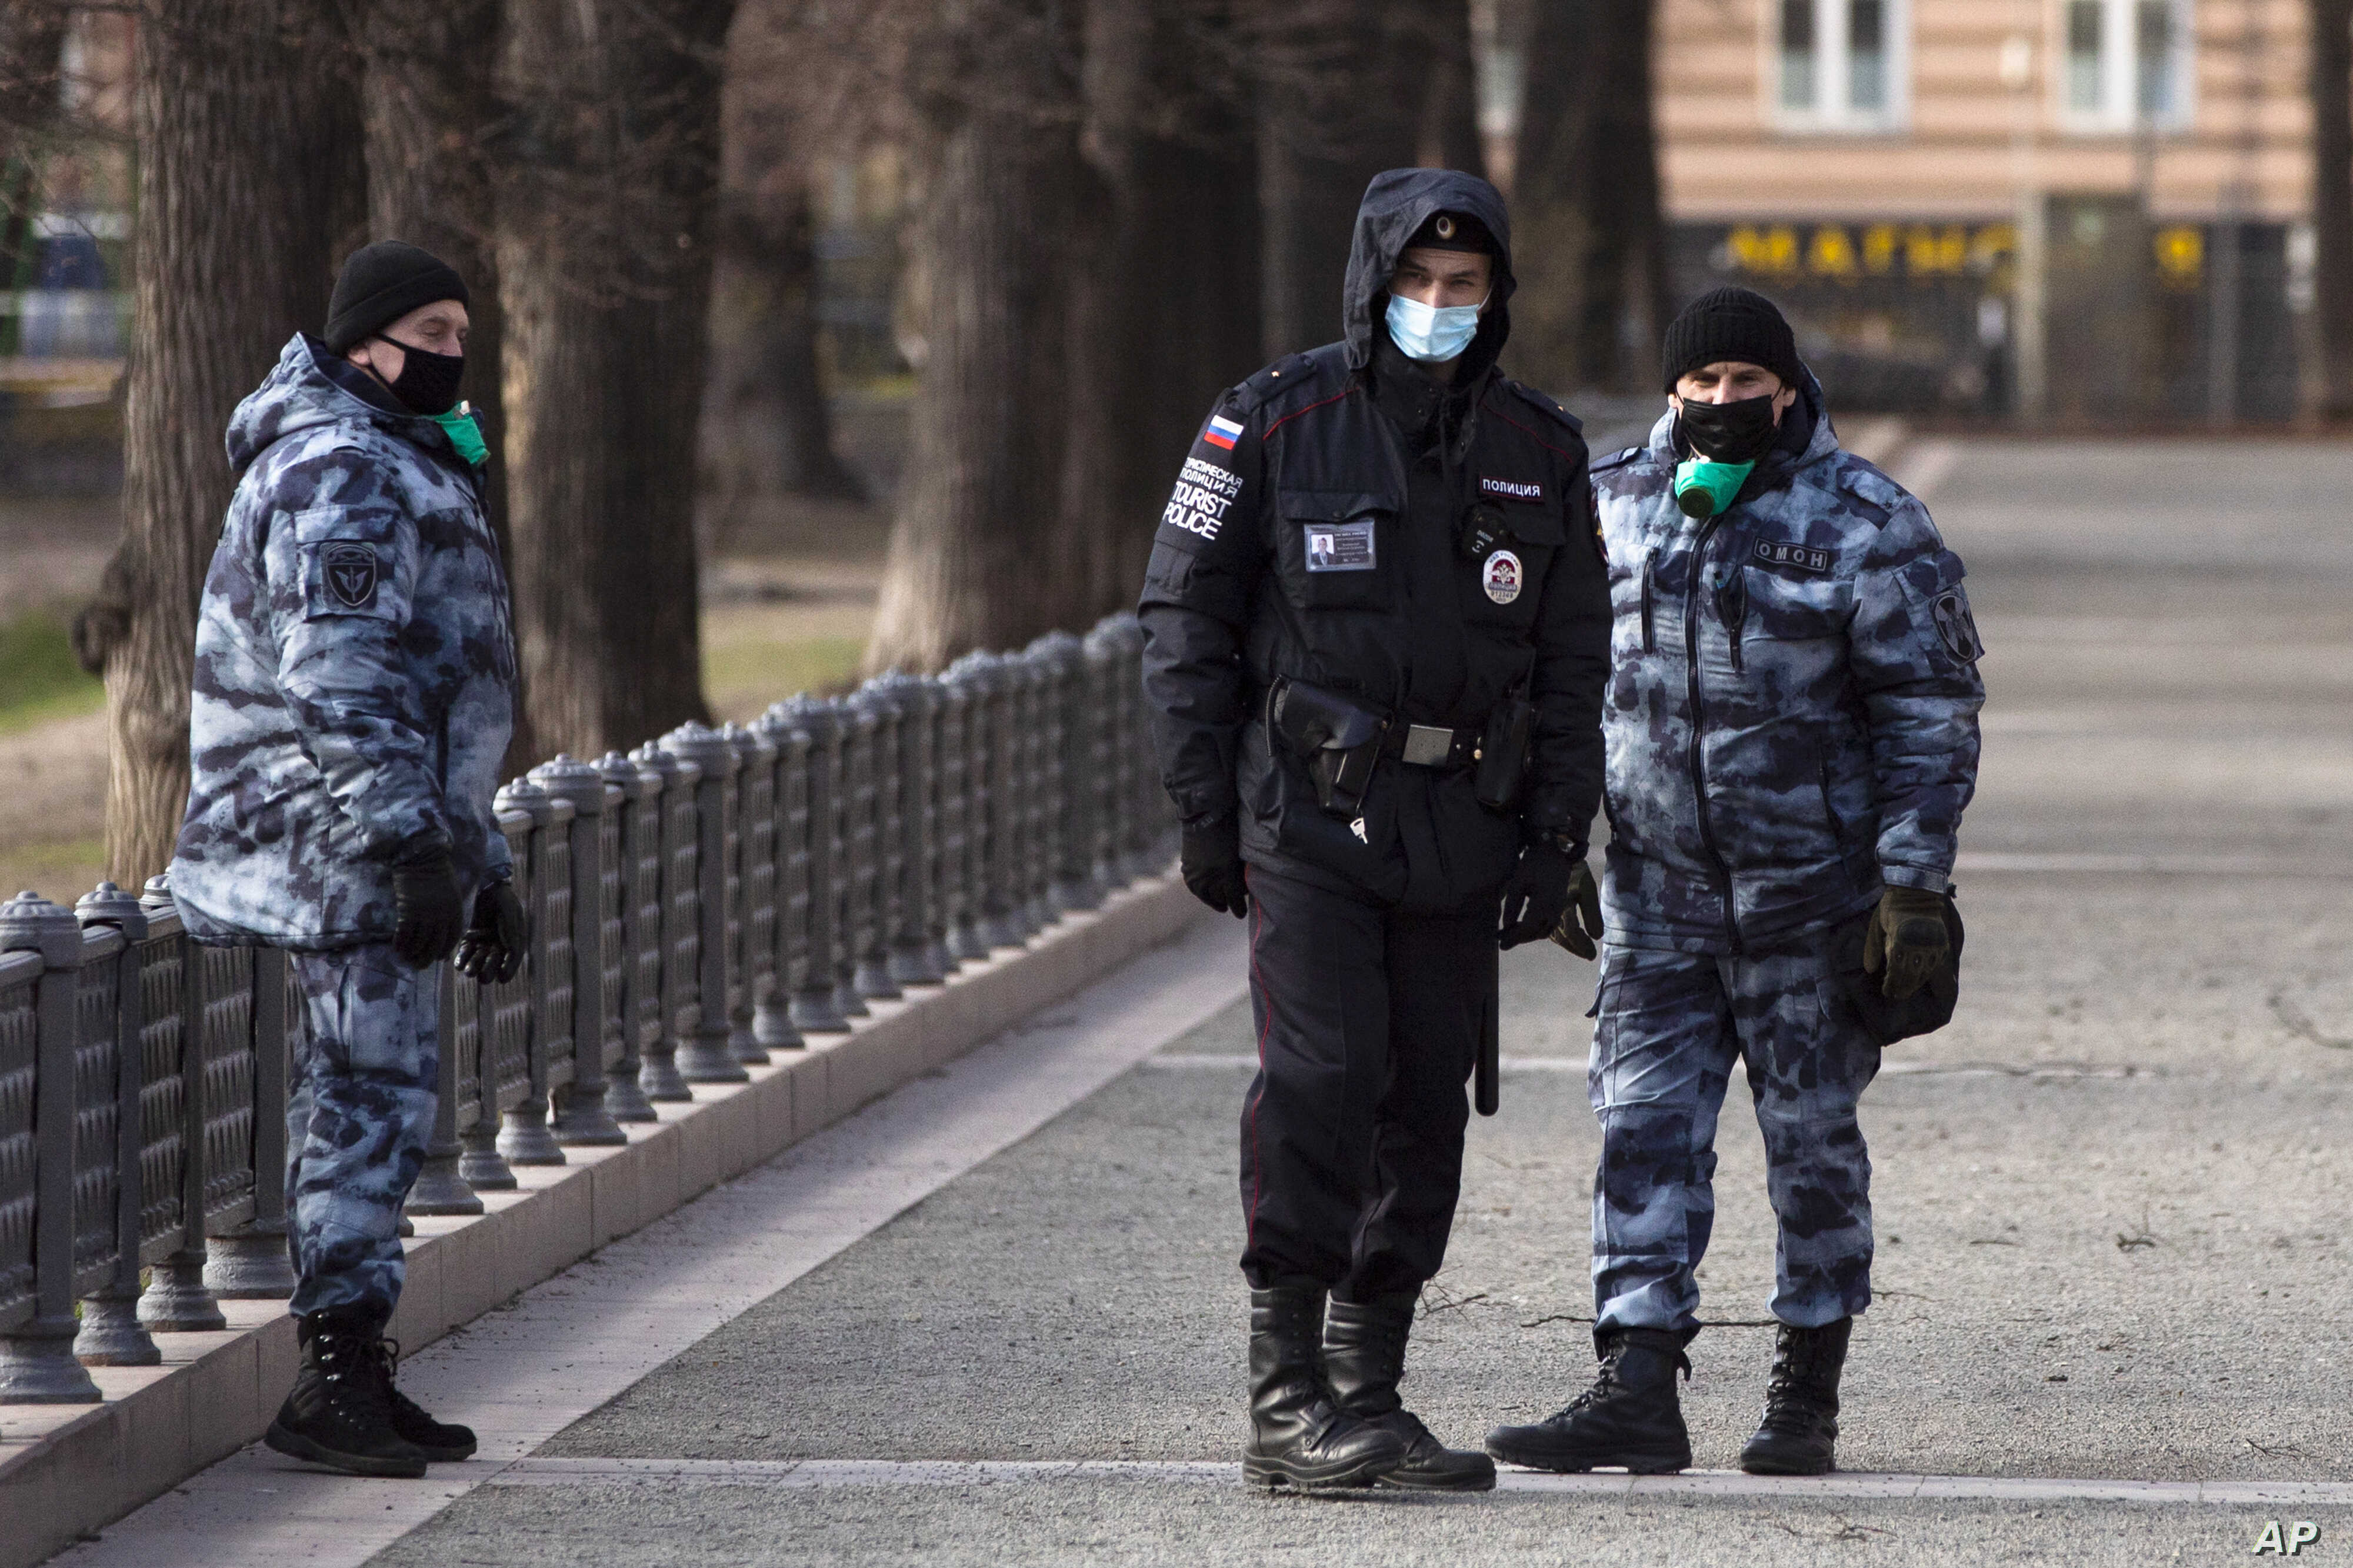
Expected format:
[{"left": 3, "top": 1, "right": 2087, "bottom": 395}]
[
  {"left": 1054, "top": 0, "right": 1145, "bottom": 628},
  {"left": 865, "top": 0, "right": 1082, "bottom": 672},
  {"left": 701, "top": 180, "right": 866, "bottom": 529},
  {"left": 2311, "top": 0, "right": 2353, "bottom": 421},
  {"left": 346, "top": 0, "right": 532, "bottom": 762},
  {"left": 88, "top": 0, "right": 362, "bottom": 886},
  {"left": 1513, "top": 0, "right": 1665, "bottom": 394},
  {"left": 701, "top": 0, "right": 865, "bottom": 538},
  {"left": 0, "top": 1, "right": 67, "bottom": 295},
  {"left": 495, "top": 0, "right": 732, "bottom": 758}
]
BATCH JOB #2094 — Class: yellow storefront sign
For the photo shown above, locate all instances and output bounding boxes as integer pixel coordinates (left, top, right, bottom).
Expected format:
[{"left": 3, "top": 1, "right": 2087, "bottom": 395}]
[{"left": 1723, "top": 222, "right": 2017, "bottom": 282}]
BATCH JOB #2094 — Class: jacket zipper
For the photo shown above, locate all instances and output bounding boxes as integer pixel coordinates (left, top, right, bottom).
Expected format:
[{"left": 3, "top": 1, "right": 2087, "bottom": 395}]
[
  {"left": 1682, "top": 516, "right": 1742, "bottom": 955},
  {"left": 1716, "top": 565, "right": 1747, "bottom": 676},
  {"left": 1639, "top": 555, "right": 1657, "bottom": 654}
]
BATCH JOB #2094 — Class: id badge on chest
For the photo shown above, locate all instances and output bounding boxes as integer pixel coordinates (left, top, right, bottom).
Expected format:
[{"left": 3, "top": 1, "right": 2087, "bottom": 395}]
[{"left": 1302, "top": 518, "right": 1376, "bottom": 572}]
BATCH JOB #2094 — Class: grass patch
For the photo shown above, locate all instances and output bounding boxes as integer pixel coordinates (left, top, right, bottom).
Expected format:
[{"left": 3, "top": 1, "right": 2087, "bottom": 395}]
[
  {"left": 0, "top": 835, "right": 106, "bottom": 905},
  {"left": 702, "top": 633, "right": 868, "bottom": 722},
  {"left": 0, "top": 608, "right": 102, "bottom": 734}
]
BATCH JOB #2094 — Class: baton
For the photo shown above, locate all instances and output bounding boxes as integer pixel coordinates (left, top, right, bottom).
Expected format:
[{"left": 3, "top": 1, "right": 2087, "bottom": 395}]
[{"left": 1475, "top": 1019, "right": 1499, "bottom": 1117}]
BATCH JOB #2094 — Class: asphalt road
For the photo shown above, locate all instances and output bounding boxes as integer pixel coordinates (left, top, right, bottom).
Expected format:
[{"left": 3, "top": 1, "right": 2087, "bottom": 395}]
[{"left": 366, "top": 436, "right": 2353, "bottom": 1566}]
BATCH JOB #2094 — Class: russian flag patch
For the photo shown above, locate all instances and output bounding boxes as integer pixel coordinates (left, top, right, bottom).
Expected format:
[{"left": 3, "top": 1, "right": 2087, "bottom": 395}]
[{"left": 1202, "top": 413, "right": 1244, "bottom": 451}]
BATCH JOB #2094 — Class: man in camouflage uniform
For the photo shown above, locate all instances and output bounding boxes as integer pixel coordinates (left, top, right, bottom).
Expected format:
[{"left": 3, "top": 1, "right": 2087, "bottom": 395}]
[
  {"left": 169, "top": 241, "right": 526, "bottom": 1478},
  {"left": 1485, "top": 287, "right": 1982, "bottom": 1478}
]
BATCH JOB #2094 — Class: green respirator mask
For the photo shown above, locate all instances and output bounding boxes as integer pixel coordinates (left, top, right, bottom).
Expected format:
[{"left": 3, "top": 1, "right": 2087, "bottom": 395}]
[
  {"left": 1672, "top": 458, "right": 1754, "bottom": 520},
  {"left": 431, "top": 402, "right": 488, "bottom": 468}
]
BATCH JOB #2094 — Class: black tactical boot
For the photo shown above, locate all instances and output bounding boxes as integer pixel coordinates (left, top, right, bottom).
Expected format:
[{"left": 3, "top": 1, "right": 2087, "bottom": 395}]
[
  {"left": 1244, "top": 1286, "right": 1408, "bottom": 1492},
  {"left": 365, "top": 1333, "right": 478, "bottom": 1462},
  {"left": 1738, "top": 1317, "right": 1852, "bottom": 1476},
  {"left": 1484, "top": 1327, "right": 1692, "bottom": 1474},
  {"left": 264, "top": 1308, "right": 429, "bottom": 1478},
  {"left": 1324, "top": 1294, "right": 1495, "bottom": 1492}
]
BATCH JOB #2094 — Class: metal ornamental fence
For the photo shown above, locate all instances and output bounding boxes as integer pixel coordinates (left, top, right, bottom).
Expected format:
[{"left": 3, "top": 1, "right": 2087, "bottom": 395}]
[{"left": 0, "top": 613, "right": 1171, "bottom": 1402}]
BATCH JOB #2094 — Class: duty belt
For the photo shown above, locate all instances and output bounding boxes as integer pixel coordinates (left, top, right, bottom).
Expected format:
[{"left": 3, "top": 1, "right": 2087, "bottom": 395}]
[{"left": 1381, "top": 720, "right": 1483, "bottom": 770}]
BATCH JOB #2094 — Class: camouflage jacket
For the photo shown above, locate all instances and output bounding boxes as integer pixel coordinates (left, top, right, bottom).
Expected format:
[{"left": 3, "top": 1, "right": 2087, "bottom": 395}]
[
  {"left": 1591, "top": 375, "right": 1984, "bottom": 955},
  {"left": 169, "top": 333, "right": 516, "bottom": 950}
]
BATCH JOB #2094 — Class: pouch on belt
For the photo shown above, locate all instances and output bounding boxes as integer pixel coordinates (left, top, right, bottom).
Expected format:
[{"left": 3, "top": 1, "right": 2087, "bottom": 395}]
[{"left": 1267, "top": 676, "right": 1388, "bottom": 818}]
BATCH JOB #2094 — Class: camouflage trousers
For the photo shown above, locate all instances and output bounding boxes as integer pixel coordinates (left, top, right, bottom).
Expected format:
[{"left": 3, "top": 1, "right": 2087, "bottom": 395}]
[
  {"left": 282, "top": 943, "right": 438, "bottom": 1319},
  {"left": 1588, "top": 936, "right": 1880, "bottom": 1336}
]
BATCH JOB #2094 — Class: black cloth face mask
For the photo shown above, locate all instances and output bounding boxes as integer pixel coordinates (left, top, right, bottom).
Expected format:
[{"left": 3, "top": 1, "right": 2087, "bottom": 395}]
[
  {"left": 378, "top": 335, "right": 465, "bottom": 416},
  {"left": 1677, "top": 392, "right": 1781, "bottom": 465}
]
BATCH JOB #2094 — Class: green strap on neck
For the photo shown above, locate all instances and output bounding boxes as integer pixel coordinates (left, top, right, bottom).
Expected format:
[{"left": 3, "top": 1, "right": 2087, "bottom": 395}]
[
  {"left": 1672, "top": 457, "right": 1754, "bottom": 519},
  {"left": 431, "top": 402, "right": 488, "bottom": 467}
]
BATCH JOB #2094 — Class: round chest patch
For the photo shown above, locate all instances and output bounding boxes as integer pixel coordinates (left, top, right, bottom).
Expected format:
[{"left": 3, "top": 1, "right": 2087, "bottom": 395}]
[{"left": 1481, "top": 549, "right": 1522, "bottom": 605}]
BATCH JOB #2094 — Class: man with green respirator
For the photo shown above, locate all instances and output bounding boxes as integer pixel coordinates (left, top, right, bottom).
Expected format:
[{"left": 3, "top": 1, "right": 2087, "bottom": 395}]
[
  {"left": 171, "top": 239, "right": 522, "bottom": 1479},
  {"left": 1486, "top": 286, "right": 1983, "bottom": 1480}
]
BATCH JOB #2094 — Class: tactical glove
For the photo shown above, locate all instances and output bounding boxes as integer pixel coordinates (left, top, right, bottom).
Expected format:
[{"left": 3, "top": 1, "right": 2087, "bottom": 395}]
[
  {"left": 1863, "top": 884, "right": 1951, "bottom": 1001},
  {"left": 1548, "top": 860, "right": 1606, "bottom": 960},
  {"left": 454, "top": 879, "right": 529, "bottom": 985},
  {"left": 1498, "top": 842, "right": 1576, "bottom": 950},
  {"left": 1181, "top": 816, "right": 1249, "bottom": 919},
  {"left": 389, "top": 842, "right": 465, "bottom": 970}
]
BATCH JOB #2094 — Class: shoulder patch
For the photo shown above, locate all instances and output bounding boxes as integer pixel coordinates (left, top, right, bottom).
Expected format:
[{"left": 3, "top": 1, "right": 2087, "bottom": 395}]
[{"left": 1500, "top": 378, "right": 1584, "bottom": 435}]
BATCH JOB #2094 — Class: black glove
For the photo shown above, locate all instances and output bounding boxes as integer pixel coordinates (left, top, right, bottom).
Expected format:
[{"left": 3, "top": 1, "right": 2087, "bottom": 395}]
[
  {"left": 1864, "top": 884, "right": 1951, "bottom": 1000},
  {"left": 1180, "top": 816, "right": 1249, "bottom": 919},
  {"left": 454, "top": 879, "right": 529, "bottom": 985},
  {"left": 389, "top": 842, "right": 465, "bottom": 970},
  {"left": 1498, "top": 841, "right": 1576, "bottom": 950},
  {"left": 1548, "top": 859, "right": 1606, "bottom": 960}
]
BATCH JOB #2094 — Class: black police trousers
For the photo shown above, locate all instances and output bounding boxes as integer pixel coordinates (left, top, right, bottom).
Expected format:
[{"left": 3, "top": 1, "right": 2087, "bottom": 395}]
[{"left": 1238, "top": 864, "right": 1498, "bottom": 1298}]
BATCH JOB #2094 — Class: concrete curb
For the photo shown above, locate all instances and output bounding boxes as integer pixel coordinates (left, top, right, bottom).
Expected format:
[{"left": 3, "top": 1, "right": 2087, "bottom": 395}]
[{"left": 0, "top": 873, "right": 1201, "bottom": 1568}]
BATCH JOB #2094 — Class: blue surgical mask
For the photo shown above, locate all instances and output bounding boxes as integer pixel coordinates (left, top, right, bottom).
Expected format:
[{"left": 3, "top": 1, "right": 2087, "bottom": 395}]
[{"left": 1386, "top": 291, "right": 1487, "bottom": 363}]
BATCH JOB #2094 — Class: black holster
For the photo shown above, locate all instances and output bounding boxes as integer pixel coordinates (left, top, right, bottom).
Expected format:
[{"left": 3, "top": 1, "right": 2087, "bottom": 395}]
[
  {"left": 1473, "top": 686, "right": 1532, "bottom": 811},
  {"left": 1267, "top": 676, "right": 1387, "bottom": 818}
]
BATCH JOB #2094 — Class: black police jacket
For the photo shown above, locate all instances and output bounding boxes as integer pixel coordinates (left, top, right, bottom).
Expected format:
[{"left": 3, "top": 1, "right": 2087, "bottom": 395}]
[{"left": 1138, "top": 168, "right": 1610, "bottom": 911}]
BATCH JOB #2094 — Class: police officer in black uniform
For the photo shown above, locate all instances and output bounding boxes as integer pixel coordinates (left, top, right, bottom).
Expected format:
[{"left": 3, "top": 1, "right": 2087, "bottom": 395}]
[{"left": 1139, "top": 168, "right": 1611, "bottom": 1493}]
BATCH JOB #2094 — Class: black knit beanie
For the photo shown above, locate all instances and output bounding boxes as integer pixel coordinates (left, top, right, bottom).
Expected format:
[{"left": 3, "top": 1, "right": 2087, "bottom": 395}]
[
  {"left": 324, "top": 241, "right": 468, "bottom": 354},
  {"left": 1659, "top": 286, "right": 1801, "bottom": 395}
]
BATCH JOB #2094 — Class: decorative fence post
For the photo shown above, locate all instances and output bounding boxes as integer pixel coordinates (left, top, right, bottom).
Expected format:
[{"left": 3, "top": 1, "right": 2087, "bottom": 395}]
[
  {"left": 849, "top": 683, "right": 903, "bottom": 1001},
  {"left": 942, "top": 654, "right": 997, "bottom": 959},
  {"left": 1032, "top": 630, "right": 1101, "bottom": 912},
  {"left": 724, "top": 722, "right": 778, "bottom": 1065},
  {"left": 0, "top": 893, "right": 102, "bottom": 1401},
  {"left": 71, "top": 884, "right": 157, "bottom": 1366},
  {"left": 490, "top": 779, "right": 565, "bottom": 1167},
  {"left": 132, "top": 876, "right": 227, "bottom": 1327},
  {"left": 1013, "top": 646, "right": 1055, "bottom": 935},
  {"left": 1082, "top": 618, "right": 1124, "bottom": 897},
  {"left": 881, "top": 673, "right": 946, "bottom": 986},
  {"left": 660, "top": 723, "right": 745, "bottom": 1083},
  {"left": 837, "top": 693, "right": 879, "bottom": 1015},
  {"left": 204, "top": 945, "right": 294, "bottom": 1299},
  {"left": 633, "top": 741, "right": 697, "bottom": 1100},
  {"left": 965, "top": 653, "right": 1024, "bottom": 949},
  {"left": 1110, "top": 615, "right": 1164, "bottom": 875},
  {"left": 591, "top": 752, "right": 657, "bottom": 1121},
  {"left": 607, "top": 743, "right": 682, "bottom": 1097},
  {"left": 779, "top": 696, "right": 847, "bottom": 1035},
  {"left": 751, "top": 702, "right": 809, "bottom": 1050},
  {"left": 935, "top": 672, "right": 981, "bottom": 966},
  {"left": 532, "top": 757, "right": 625, "bottom": 1146}
]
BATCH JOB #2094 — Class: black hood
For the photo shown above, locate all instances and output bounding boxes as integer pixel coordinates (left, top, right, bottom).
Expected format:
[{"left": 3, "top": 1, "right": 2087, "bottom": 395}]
[{"left": 1341, "top": 167, "right": 1516, "bottom": 373}]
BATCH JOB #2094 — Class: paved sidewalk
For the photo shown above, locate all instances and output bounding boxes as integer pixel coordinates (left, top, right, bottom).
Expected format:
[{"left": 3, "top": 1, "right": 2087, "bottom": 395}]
[{"left": 48, "top": 438, "right": 2353, "bottom": 1566}]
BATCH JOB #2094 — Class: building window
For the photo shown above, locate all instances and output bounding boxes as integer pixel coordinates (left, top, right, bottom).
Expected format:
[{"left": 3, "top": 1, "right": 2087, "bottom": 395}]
[
  {"left": 1774, "top": 0, "right": 1908, "bottom": 132},
  {"left": 2060, "top": 0, "right": 2192, "bottom": 131}
]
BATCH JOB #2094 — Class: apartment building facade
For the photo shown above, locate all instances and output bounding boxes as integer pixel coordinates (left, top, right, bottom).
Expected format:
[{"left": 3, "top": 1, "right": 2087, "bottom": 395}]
[{"left": 1653, "top": 0, "right": 2311, "bottom": 421}]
